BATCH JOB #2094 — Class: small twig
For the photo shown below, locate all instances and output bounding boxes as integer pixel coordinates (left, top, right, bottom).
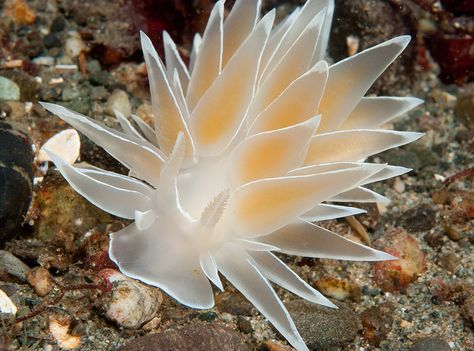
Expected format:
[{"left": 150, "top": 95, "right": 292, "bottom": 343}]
[
  {"left": 345, "top": 215, "right": 371, "bottom": 246},
  {"left": 14, "top": 283, "right": 107, "bottom": 324},
  {"left": 443, "top": 167, "right": 474, "bottom": 186}
]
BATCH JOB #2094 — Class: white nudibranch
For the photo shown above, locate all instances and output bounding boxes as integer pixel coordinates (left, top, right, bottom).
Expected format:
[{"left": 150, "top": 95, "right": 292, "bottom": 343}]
[{"left": 40, "top": 0, "right": 424, "bottom": 350}]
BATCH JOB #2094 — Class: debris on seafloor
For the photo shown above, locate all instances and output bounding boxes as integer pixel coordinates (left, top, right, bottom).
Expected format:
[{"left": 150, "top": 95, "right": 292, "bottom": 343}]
[
  {"left": 49, "top": 314, "right": 81, "bottom": 350},
  {"left": 97, "top": 268, "right": 163, "bottom": 329}
]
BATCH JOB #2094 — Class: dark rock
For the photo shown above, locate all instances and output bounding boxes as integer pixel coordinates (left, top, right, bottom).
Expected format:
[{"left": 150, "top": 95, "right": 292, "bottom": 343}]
[
  {"left": 118, "top": 324, "right": 250, "bottom": 351},
  {"left": 0, "top": 122, "right": 33, "bottom": 243},
  {"left": 286, "top": 299, "right": 361, "bottom": 350},
  {"left": 360, "top": 305, "right": 393, "bottom": 347},
  {"left": 401, "top": 204, "right": 436, "bottom": 232},
  {"left": 43, "top": 32, "right": 62, "bottom": 48},
  {"left": 411, "top": 337, "right": 451, "bottom": 351},
  {"left": 0, "top": 250, "right": 30, "bottom": 282},
  {"left": 455, "top": 93, "right": 474, "bottom": 130},
  {"left": 216, "top": 292, "right": 254, "bottom": 316},
  {"left": 329, "top": 0, "right": 416, "bottom": 95},
  {"left": 424, "top": 232, "right": 444, "bottom": 249},
  {"left": 50, "top": 15, "right": 66, "bottom": 32},
  {"left": 198, "top": 311, "right": 217, "bottom": 322}
]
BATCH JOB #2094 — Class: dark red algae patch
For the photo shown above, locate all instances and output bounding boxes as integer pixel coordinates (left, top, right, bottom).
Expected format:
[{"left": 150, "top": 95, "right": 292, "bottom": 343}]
[
  {"left": 413, "top": 0, "right": 474, "bottom": 83},
  {"left": 130, "top": 0, "right": 214, "bottom": 56}
]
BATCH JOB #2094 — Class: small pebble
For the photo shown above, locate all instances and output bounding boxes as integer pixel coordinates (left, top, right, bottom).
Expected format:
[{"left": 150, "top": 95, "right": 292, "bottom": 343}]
[
  {"left": 373, "top": 229, "right": 426, "bottom": 292},
  {"left": 0, "top": 250, "right": 30, "bottom": 282},
  {"left": 50, "top": 15, "right": 66, "bottom": 32},
  {"left": 219, "top": 312, "right": 233, "bottom": 323},
  {"left": 314, "top": 276, "right": 360, "bottom": 301},
  {"left": 90, "top": 86, "right": 108, "bottom": 101},
  {"left": 438, "top": 252, "right": 461, "bottom": 273},
  {"left": 43, "top": 33, "right": 62, "bottom": 49},
  {"left": 65, "top": 31, "right": 86, "bottom": 58},
  {"left": 106, "top": 89, "right": 132, "bottom": 118},
  {"left": 262, "top": 341, "right": 294, "bottom": 351},
  {"left": 198, "top": 311, "right": 217, "bottom": 322},
  {"left": 236, "top": 315, "right": 253, "bottom": 334},
  {"left": 98, "top": 269, "right": 163, "bottom": 329},
  {"left": 0, "top": 77, "right": 20, "bottom": 101},
  {"left": 444, "top": 224, "right": 463, "bottom": 241},
  {"left": 32, "top": 56, "right": 55, "bottom": 66},
  {"left": 393, "top": 177, "right": 405, "bottom": 193},
  {"left": 26, "top": 267, "right": 53, "bottom": 296}
]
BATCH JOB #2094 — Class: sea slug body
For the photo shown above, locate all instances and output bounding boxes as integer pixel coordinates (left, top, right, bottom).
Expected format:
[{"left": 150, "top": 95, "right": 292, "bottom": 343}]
[{"left": 41, "top": 1, "right": 423, "bottom": 350}]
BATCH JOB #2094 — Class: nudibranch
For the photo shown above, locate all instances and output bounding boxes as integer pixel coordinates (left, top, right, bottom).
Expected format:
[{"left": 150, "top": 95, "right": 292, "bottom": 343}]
[{"left": 41, "top": 0, "right": 423, "bottom": 349}]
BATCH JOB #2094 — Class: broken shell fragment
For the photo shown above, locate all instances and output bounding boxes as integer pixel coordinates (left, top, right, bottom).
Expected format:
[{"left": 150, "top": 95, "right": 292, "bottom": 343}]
[
  {"left": 49, "top": 314, "right": 81, "bottom": 350},
  {"left": 39, "top": 129, "right": 80, "bottom": 165}
]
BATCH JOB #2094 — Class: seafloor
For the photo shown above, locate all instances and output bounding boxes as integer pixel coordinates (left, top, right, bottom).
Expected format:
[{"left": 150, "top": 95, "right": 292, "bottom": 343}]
[{"left": 0, "top": 0, "right": 473, "bottom": 350}]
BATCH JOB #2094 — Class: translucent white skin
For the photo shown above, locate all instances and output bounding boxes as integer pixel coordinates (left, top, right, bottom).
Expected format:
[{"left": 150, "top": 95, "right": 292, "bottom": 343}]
[{"left": 40, "top": 1, "right": 424, "bottom": 350}]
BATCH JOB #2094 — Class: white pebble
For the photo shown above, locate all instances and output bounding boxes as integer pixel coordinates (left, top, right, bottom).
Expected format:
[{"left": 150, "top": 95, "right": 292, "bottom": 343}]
[
  {"left": 393, "top": 177, "right": 405, "bottom": 193},
  {"left": 65, "top": 31, "right": 85, "bottom": 58},
  {"left": 106, "top": 89, "right": 132, "bottom": 118},
  {"left": 33, "top": 56, "right": 55, "bottom": 66}
]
